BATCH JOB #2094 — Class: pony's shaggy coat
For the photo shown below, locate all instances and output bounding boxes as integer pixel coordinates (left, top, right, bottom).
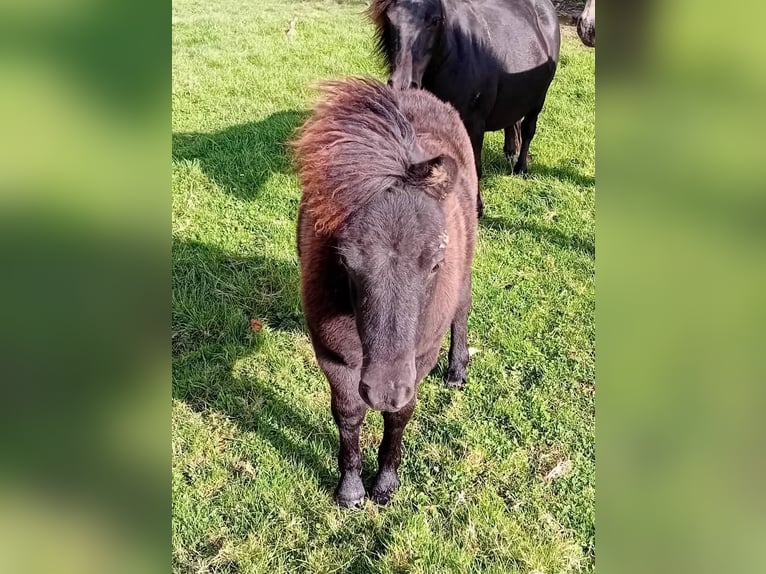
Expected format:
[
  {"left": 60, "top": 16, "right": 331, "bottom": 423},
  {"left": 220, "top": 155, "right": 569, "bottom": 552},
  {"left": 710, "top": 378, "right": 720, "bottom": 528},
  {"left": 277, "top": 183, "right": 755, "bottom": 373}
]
[{"left": 294, "top": 79, "right": 478, "bottom": 506}]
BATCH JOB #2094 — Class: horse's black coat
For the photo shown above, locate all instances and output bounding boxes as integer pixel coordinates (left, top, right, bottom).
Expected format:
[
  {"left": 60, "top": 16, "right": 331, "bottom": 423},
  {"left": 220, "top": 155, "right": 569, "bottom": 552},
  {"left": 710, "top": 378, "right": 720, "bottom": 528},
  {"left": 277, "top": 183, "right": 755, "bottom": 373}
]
[{"left": 371, "top": 0, "right": 560, "bottom": 214}]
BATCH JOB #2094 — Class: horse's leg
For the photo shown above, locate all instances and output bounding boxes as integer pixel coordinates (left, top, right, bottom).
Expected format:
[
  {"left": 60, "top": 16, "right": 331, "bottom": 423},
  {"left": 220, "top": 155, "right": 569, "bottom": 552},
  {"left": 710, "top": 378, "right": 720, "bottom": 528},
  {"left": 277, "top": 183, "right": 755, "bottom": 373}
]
[
  {"left": 468, "top": 123, "right": 485, "bottom": 217},
  {"left": 370, "top": 347, "right": 437, "bottom": 505},
  {"left": 514, "top": 104, "right": 544, "bottom": 175},
  {"left": 504, "top": 121, "right": 521, "bottom": 164},
  {"left": 370, "top": 397, "right": 416, "bottom": 505},
  {"left": 329, "top": 375, "right": 368, "bottom": 507},
  {"left": 446, "top": 277, "right": 472, "bottom": 389}
]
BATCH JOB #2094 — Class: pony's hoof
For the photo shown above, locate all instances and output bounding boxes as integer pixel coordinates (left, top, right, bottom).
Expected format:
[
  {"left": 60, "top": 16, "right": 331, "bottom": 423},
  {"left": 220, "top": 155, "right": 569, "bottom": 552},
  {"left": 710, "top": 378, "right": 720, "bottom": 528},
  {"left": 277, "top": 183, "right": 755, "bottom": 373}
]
[
  {"left": 335, "top": 492, "right": 365, "bottom": 509},
  {"left": 370, "top": 489, "right": 395, "bottom": 506},
  {"left": 446, "top": 376, "right": 467, "bottom": 390},
  {"left": 446, "top": 368, "right": 467, "bottom": 389},
  {"left": 513, "top": 163, "right": 529, "bottom": 176},
  {"left": 370, "top": 471, "right": 399, "bottom": 505},
  {"left": 335, "top": 475, "right": 365, "bottom": 508}
]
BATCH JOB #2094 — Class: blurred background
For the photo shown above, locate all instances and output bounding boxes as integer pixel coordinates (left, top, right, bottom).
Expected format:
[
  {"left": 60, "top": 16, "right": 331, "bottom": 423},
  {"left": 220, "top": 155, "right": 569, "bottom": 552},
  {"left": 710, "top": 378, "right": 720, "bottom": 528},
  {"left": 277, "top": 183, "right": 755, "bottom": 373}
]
[
  {"left": 0, "top": 0, "right": 168, "bottom": 573},
  {"left": 598, "top": 0, "right": 766, "bottom": 572},
  {"left": 0, "top": 0, "right": 764, "bottom": 572}
]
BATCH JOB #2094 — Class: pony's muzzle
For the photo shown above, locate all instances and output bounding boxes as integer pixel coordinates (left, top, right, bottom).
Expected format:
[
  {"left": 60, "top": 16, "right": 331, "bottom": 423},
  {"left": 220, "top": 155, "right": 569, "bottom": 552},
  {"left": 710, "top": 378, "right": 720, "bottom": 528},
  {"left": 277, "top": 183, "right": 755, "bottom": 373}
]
[
  {"left": 387, "top": 78, "right": 420, "bottom": 90},
  {"left": 359, "top": 360, "right": 416, "bottom": 412},
  {"left": 389, "top": 47, "right": 417, "bottom": 91}
]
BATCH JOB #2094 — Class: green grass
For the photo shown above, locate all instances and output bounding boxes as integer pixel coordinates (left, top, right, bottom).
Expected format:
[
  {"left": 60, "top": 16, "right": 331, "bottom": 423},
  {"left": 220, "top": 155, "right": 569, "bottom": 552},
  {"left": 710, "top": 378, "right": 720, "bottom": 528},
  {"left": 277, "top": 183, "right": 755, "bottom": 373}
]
[{"left": 172, "top": 1, "right": 594, "bottom": 572}]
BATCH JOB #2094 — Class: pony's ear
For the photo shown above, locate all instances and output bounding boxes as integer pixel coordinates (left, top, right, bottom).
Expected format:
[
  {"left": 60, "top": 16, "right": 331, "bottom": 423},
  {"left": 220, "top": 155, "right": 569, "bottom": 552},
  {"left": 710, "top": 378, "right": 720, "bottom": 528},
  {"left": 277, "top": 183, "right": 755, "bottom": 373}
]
[{"left": 405, "top": 154, "right": 457, "bottom": 199}]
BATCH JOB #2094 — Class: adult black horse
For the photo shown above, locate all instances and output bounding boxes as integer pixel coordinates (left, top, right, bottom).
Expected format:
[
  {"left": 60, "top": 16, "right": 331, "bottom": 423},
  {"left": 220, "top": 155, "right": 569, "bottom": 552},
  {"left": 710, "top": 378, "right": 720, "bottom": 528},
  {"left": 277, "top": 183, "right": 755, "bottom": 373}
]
[{"left": 370, "top": 0, "right": 560, "bottom": 215}]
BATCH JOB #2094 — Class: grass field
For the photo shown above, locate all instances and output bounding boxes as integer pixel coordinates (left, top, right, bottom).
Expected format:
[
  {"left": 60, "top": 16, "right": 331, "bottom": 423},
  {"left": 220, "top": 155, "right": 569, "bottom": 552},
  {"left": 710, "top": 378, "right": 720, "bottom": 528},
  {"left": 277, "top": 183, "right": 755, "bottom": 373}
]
[{"left": 172, "top": 1, "right": 595, "bottom": 572}]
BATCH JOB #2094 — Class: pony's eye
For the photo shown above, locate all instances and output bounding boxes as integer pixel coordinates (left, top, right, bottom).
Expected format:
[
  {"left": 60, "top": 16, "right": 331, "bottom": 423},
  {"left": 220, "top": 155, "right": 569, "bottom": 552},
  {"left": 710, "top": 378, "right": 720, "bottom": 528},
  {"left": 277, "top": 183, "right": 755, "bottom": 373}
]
[
  {"left": 427, "top": 15, "right": 440, "bottom": 27},
  {"left": 431, "top": 261, "right": 443, "bottom": 274}
]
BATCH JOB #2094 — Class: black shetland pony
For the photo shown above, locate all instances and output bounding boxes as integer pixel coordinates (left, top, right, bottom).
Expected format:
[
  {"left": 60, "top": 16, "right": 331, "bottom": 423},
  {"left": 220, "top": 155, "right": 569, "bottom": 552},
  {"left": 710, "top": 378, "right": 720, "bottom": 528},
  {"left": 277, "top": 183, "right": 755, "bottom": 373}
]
[
  {"left": 293, "top": 79, "right": 477, "bottom": 507},
  {"left": 370, "top": 0, "right": 560, "bottom": 215}
]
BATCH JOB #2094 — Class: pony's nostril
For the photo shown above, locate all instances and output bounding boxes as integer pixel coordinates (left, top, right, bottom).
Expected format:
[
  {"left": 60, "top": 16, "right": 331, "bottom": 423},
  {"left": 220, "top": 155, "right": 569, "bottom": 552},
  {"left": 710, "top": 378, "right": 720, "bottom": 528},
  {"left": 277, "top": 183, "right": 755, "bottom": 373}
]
[
  {"left": 409, "top": 81, "right": 419, "bottom": 89},
  {"left": 387, "top": 79, "right": 394, "bottom": 87}
]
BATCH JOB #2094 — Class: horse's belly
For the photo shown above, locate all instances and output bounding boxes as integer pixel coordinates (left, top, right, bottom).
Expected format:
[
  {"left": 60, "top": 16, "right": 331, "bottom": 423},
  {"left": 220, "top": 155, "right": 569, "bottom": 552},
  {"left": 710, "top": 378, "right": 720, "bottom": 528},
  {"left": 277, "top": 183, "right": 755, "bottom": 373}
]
[{"left": 484, "top": 59, "right": 557, "bottom": 130}]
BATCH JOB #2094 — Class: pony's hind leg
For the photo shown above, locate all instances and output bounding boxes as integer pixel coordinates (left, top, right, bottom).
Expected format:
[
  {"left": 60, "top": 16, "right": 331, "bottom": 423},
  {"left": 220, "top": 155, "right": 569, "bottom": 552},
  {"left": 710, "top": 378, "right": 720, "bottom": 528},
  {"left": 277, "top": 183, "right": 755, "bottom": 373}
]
[
  {"left": 446, "top": 280, "right": 471, "bottom": 389},
  {"left": 514, "top": 105, "right": 544, "bottom": 175},
  {"left": 467, "top": 122, "right": 486, "bottom": 217},
  {"left": 504, "top": 121, "right": 522, "bottom": 164}
]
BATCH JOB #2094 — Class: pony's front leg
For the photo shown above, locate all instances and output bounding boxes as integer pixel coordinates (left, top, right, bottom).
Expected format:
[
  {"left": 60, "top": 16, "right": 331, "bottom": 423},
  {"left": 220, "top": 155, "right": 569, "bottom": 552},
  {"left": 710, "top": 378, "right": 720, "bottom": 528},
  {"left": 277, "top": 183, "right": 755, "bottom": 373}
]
[
  {"left": 371, "top": 398, "right": 416, "bottom": 505},
  {"left": 325, "top": 361, "right": 368, "bottom": 508}
]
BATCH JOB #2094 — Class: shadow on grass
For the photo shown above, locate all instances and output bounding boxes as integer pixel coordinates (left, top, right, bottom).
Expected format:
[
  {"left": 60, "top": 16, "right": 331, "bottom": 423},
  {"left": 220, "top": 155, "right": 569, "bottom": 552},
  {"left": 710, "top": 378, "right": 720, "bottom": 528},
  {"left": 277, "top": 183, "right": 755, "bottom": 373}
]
[
  {"left": 229, "top": 372, "right": 338, "bottom": 491},
  {"left": 172, "top": 238, "right": 303, "bottom": 353},
  {"left": 482, "top": 142, "right": 513, "bottom": 176},
  {"left": 480, "top": 216, "right": 595, "bottom": 257},
  {"left": 172, "top": 110, "right": 308, "bottom": 200},
  {"left": 482, "top": 143, "right": 595, "bottom": 187},
  {"left": 532, "top": 162, "right": 595, "bottom": 187},
  {"left": 172, "top": 237, "right": 339, "bottom": 492}
]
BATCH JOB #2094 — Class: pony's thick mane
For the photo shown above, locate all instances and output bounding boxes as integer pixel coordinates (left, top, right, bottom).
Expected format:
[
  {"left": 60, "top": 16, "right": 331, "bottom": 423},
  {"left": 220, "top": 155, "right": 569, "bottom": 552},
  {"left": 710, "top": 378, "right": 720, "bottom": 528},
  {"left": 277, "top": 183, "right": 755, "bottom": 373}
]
[
  {"left": 368, "top": 0, "right": 394, "bottom": 32},
  {"left": 292, "top": 79, "right": 417, "bottom": 234},
  {"left": 368, "top": 0, "right": 396, "bottom": 68}
]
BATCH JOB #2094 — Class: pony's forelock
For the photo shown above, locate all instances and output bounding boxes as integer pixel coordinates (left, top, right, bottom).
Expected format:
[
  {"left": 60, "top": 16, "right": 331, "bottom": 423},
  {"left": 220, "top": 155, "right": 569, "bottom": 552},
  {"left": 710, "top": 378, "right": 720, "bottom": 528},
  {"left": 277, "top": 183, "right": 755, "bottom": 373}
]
[
  {"left": 368, "top": 0, "right": 397, "bottom": 68},
  {"left": 368, "top": 0, "right": 395, "bottom": 31},
  {"left": 292, "top": 79, "right": 418, "bottom": 235}
]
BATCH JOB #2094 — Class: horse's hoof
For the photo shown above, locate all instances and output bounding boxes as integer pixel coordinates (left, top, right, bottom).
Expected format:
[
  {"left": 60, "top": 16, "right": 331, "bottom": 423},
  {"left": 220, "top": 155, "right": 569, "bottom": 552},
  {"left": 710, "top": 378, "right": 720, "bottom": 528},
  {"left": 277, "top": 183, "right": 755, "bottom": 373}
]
[
  {"left": 336, "top": 495, "right": 364, "bottom": 508},
  {"left": 335, "top": 475, "right": 365, "bottom": 508},
  {"left": 446, "top": 376, "right": 467, "bottom": 390},
  {"left": 335, "top": 492, "right": 365, "bottom": 509},
  {"left": 370, "top": 489, "right": 394, "bottom": 506},
  {"left": 446, "top": 363, "right": 467, "bottom": 389},
  {"left": 370, "top": 471, "right": 399, "bottom": 505}
]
